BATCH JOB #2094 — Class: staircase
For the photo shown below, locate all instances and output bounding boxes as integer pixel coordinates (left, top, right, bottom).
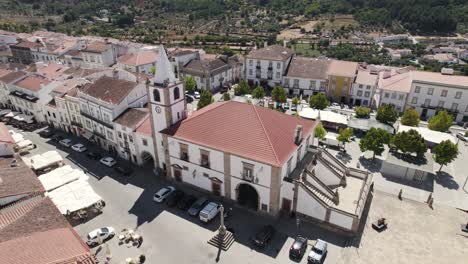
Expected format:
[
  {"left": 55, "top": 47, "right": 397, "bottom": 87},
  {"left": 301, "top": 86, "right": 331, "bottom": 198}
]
[
  {"left": 300, "top": 177, "right": 335, "bottom": 206},
  {"left": 207, "top": 231, "right": 235, "bottom": 251}
]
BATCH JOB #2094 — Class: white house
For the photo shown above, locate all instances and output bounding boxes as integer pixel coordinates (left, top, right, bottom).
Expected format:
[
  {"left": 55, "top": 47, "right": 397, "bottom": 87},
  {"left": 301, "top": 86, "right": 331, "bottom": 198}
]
[
  {"left": 80, "top": 41, "right": 116, "bottom": 69},
  {"left": 180, "top": 57, "right": 233, "bottom": 92},
  {"left": 78, "top": 74, "right": 147, "bottom": 152},
  {"left": 245, "top": 45, "right": 294, "bottom": 87},
  {"left": 350, "top": 69, "right": 378, "bottom": 107},
  {"left": 116, "top": 49, "right": 158, "bottom": 74},
  {"left": 282, "top": 57, "right": 330, "bottom": 97},
  {"left": 375, "top": 70, "right": 411, "bottom": 112},
  {"left": 0, "top": 70, "right": 27, "bottom": 109}
]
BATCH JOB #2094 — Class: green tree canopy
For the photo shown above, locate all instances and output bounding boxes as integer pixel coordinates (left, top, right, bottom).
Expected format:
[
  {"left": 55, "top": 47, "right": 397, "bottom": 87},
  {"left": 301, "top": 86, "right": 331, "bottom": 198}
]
[
  {"left": 390, "top": 129, "right": 427, "bottom": 156},
  {"left": 337, "top": 128, "right": 353, "bottom": 151},
  {"left": 309, "top": 93, "right": 329, "bottom": 110},
  {"left": 222, "top": 92, "right": 230, "bottom": 101},
  {"left": 197, "top": 90, "right": 213, "bottom": 110},
  {"left": 271, "top": 86, "right": 287, "bottom": 103},
  {"left": 234, "top": 80, "right": 250, "bottom": 96},
  {"left": 432, "top": 140, "right": 459, "bottom": 172},
  {"left": 376, "top": 104, "right": 398, "bottom": 125},
  {"left": 428, "top": 110, "right": 453, "bottom": 132},
  {"left": 184, "top": 76, "right": 196, "bottom": 93},
  {"left": 401, "top": 108, "right": 420, "bottom": 126},
  {"left": 359, "top": 128, "right": 391, "bottom": 159},
  {"left": 252, "top": 85, "right": 265, "bottom": 99},
  {"left": 292, "top": 96, "right": 300, "bottom": 106},
  {"left": 314, "top": 123, "right": 327, "bottom": 141},
  {"left": 355, "top": 106, "right": 371, "bottom": 119}
]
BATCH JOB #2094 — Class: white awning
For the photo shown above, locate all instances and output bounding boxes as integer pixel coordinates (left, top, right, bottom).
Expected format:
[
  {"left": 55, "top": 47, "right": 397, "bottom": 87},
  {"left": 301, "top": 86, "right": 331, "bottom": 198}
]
[
  {"left": 299, "top": 108, "right": 348, "bottom": 125},
  {"left": 11, "top": 133, "right": 24, "bottom": 144},
  {"left": 4, "top": 111, "right": 19, "bottom": 118},
  {"left": 22, "top": 150, "right": 63, "bottom": 170},
  {"left": 13, "top": 114, "right": 25, "bottom": 121},
  {"left": 397, "top": 125, "right": 456, "bottom": 144},
  {"left": 39, "top": 165, "right": 88, "bottom": 192},
  {"left": 47, "top": 179, "right": 102, "bottom": 214},
  {"left": 15, "top": 139, "right": 33, "bottom": 149}
]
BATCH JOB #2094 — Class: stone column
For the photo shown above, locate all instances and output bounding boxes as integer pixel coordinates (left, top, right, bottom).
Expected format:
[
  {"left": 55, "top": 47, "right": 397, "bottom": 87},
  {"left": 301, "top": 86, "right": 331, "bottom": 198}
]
[{"left": 223, "top": 152, "right": 231, "bottom": 199}]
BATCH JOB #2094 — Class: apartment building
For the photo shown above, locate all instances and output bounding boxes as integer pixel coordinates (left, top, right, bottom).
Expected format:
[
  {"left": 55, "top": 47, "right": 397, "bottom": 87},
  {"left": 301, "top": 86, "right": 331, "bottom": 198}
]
[
  {"left": 80, "top": 41, "right": 116, "bottom": 69},
  {"left": 116, "top": 49, "right": 158, "bottom": 74},
  {"left": 282, "top": 57, "right": 330, "bottom": 97},
  {"left": 180, "top": 57, "right": 233, "bottom": 91},
  {"left": 375, "top": 70, "right": 411, "bottom": 112},
  {"left": 245, "top": 45, "right": 294, "bottom": 87},
  {"left": 326, "top": 60, "right": 358, "bottom": 103},
  {"left": 350, "top": 69, "right": 378, "bottom": 107}
]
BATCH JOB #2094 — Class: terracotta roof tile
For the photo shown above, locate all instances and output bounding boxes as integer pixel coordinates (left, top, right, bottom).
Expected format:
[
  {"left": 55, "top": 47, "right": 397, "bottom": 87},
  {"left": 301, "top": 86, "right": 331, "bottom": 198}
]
[
  {"left": 285, "top": 57, "right": 330, "bottom": 79},
  {"left": 247, "top": 45, "right": 294, "bottom": 61},
  {"left": 0, "top": 123, "right": 14, "bottom": 144},
  {"left": 0, "top": 71, "right": 27, "bottom": 84},
  {"left": 162, "top": 101, "right": 315, "bottom": 166},
  {"left": 135, "top": 117, "right": 152, "bottom": 136},
  {"left": 327, "top": 60, "right": 358, "bottom": 77},
  {"left": 0, "top": 156, "right": 45, "bottom": 199},
  {"left": 13, "top": 74, "right": 51, "bottom": 92},
  {"left": 117, "top": 50, "right": 158, "bottom": 66},
  {"left": 81, "top": 76, "right": 138, "bottom": 104},
  {"left": 11, "top": 41, "right": 42, "bottom": 49},
  {"left": 183, "top": 58, "right": 227, "bottom": 74},
  {"left": 83, "top": 42, "right": 109, "bottom": 53},
  {"left": 114, "top": 108, "right": 149, "bottom": 129}
]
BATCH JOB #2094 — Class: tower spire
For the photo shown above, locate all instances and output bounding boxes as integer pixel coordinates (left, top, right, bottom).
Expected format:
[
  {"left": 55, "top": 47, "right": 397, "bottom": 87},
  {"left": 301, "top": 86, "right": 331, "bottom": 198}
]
[{"left": 154, "top": 45, "right": 177, "bottom": 86}]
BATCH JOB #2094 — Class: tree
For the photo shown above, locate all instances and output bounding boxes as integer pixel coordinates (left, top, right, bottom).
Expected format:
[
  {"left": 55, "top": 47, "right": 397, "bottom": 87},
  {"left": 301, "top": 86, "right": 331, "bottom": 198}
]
[
  {"left": 432, "top": 140, "right": 459, "bottom": 172},
  {"left": 252, "top": 85, "right": 265, "bottom": 99},
  {"left": 292, "top": 96, "right": 300, "bottom": 107},
  {"left": 376, "top": 104, "right": 398, "bottom": 125},
  {"left": 184, "top": 76, "right": 196, "bottom": 93},
  {"left": 428, "top": 110, "right": 453, "bottom": 132},
  {"left": 337, "top": 128, "right": 353, "bottom": 151},
  {"left": 150, "top": 66, "right": 156, "bottom": 75},
  {"left": 359, "top": 128, "right": 391, "bottom": 159},
  {"left": 309, "top": 93, "right": 329, "bottom": 110},
  {"left": 222, "top": 92, "right": 230, "bottom": 101},
  {"left": 197, "top": 90, "right": 213, "bottom": 109},
  {"left": 234, "top": 80, "right": 250, "bottom": 96},
  {"left": 271, "top": 86, "right": 287, "bottom": 104},
  {"left": 314, "top": 123, "right": 327, "bottom": 142},
  {"left": 355, "top": 106, "right": 371, "bottom": 118},
  {"left": 390, "top": 129, "right": 427, "bottom": 157},
  {"left": 401, "top": 108, "right": 420, "bottom": 126}
]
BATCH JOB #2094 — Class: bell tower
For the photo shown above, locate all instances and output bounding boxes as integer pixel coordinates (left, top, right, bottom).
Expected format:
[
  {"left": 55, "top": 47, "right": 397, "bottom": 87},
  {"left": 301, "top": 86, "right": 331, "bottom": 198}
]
[{"left": 148, "top": 45, "right": 186, "bottom": 175}]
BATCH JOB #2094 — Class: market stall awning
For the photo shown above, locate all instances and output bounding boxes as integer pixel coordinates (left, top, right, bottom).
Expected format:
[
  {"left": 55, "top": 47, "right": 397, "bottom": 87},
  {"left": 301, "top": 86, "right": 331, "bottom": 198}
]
[
  {"left": 38, "top": 165, "right": 88, "bottom": 192},
  {"left": 47, "top": 179, "right": 102, "bottom": 214}
]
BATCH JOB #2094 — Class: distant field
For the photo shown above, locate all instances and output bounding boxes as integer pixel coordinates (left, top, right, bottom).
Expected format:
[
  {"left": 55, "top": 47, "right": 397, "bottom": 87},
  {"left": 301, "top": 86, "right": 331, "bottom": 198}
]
[{"left": 292, "top": 43, "right": 321, "bottom": 57}]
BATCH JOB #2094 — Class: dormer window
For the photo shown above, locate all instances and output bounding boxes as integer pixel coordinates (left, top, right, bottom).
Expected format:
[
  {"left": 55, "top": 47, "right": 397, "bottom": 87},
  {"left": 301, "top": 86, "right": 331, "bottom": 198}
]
[{"left": 153, "top": 89, "right": 160, "bottom": 102}]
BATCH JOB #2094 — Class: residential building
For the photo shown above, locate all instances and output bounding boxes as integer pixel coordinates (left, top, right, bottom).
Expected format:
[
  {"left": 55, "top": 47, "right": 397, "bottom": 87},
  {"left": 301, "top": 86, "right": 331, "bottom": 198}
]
[
  {"left": 168, "top": 48, "right": 201, "bottom": 78},
  {"left": 350, "top": 69, "right": 378, "bottom": 107},
  {"left": 9, "top": 40, "right": 41, "bottom": 64},
  {"left": 282, "top": 57, "right": 330, "bottom": 97},
  {"left": 180, "top": 57, "right": 233, "bottom": 91},
  {"left": 374, "top": 34, "right": 410, "bottom": 44},
  {"left": 78, "top": 74, "right": 147, "bottom": 152},
  {"left": 326, "top": 60, "right": 358, "bottom": 103},
  {"left": 245, "top": 45, "right": 294, "bottom": 87},
  {"left": 116, "top": 49, "right": 158, "bottom": 74},
  {"left": 29, "top": 37, "right": 79, "bottom": 63},
  {"left": 80, "top": 41, "right": 116, "bottom": 69},
  {"left": 0, "top": 70, "right": 27, "bottom": 109},
  {"left": 406, "top": 71, "right": 468, "bottom": 122},
  {"left": 423, "top": 53, "right": 458, "bottom": 64},
  {"left": 375, "top": 70, "right": 411, "bottom": 113}
]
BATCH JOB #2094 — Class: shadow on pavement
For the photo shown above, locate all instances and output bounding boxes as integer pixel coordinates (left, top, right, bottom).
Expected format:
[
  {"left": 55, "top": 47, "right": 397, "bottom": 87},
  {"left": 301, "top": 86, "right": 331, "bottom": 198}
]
[{"left": 434, "top": 171, "right": 460, "bottom": 190}]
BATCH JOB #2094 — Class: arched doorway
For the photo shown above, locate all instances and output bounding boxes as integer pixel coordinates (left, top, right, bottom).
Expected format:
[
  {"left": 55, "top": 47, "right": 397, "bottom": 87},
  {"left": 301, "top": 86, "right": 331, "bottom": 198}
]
[
  {"left": 140, "top": 151, "right": 154, "bottom": 168},
  {"left": 236, "top": 183, "right": 259, "bottom": 211}
]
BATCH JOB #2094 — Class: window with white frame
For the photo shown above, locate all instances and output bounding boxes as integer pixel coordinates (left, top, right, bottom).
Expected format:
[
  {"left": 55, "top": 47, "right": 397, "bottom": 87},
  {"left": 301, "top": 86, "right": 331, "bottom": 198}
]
[
  {"left": 411, "top": 97, "right": 418, "bottom": 104},
  {"left": 357, "top": 90, "right": 363, "bottom": 96},
  {"left": 364, "top": 91, "right": 370, "bottom": 97},
  {"left": 414, "top": 86, "right": 421, "bottom": 93}
]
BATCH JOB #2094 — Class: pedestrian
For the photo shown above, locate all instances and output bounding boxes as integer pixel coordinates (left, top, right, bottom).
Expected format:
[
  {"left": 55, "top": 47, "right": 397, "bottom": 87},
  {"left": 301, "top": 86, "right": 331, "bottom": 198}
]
[{"left": 137, "top": 236, "right": 143, "bottom": 248}]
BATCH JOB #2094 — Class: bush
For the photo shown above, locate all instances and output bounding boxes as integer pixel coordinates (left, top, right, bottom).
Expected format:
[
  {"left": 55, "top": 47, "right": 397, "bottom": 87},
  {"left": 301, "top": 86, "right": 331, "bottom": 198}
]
[
  {"left": 401, "top": 108, "right": 420, "bottom": 126},
  {"left": 355, "top": 106, "right": 371, "bottom": 118}
]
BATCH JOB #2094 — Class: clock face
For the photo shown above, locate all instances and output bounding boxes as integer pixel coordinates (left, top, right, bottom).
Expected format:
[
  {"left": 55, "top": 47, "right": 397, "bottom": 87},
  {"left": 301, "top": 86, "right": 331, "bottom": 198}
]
[{"left": 155, "top": 106, "right": 161, "bottom": 113}]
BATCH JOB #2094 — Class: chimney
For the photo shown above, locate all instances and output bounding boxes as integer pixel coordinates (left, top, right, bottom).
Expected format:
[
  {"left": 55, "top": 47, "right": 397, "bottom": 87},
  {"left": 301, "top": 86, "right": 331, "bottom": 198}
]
[{"left": 294, "top": 125, "right": 303, "bottom": 145}]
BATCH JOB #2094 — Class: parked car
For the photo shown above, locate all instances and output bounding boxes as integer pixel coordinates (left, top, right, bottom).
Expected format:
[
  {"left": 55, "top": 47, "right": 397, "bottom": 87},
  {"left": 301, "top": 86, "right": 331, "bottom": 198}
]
[
  {"left": 114, "top": 166, "right": 133, "bottom": 176},
  {"left": 51, "top": 135, "right": 64, "bottom": 142},
  {"left": 71, "top": 143, "right": 87, "bottom": 152},
  {"left": 199, "top": 202, "right": 221, "bottom": 223},
  {"left": 283, "top": 102, "right": 290, "bottom": 110},
  {"left": 456, "top": 131, "right": 468, "bottom": 142},
  {"left": 86, "top": 151, "right": 102, "bottom": 160},
  {"left": 291, "top": 104, "right": 297, "bottom": 111},
  {"left": 188, "top": 197, "right": 208, "bottom": 216},
  {"left": 194, "top": 91, "right": 200, "bottom": 99},
  {"left": 86, "top": 227, "right": 115, "bottom": 247},
  {"left": 166, "top": 190, "right": 185, "bottom": 207},
  {"left": 177, "top": 195, "right": 197, "bottom": 210},
  {"left": 186, "top": 94, "right": 194, "bottom": 103},
  {"left": 153, "top": 186, "right": 175, "bottom": 203},
  {"left": 38, "top": 128, "right": 55, "bottom": 138},
  {"left": 59, "top": 138, "right": 73, "bottom": 147},
  {"left": 289, "top": 236, "right": 307, "bottom": 260},
  {"left": 245, "top": 94, "right": 253, "bottom": 100},
  {"left": 251, "top": 225, "right": 275, "bottom": 248},
  {"left": 308, "top": 239, "right": 328, "bottom": 264},
  {"left": 99, "top": 157, "right": 116, "bottom": 167}
]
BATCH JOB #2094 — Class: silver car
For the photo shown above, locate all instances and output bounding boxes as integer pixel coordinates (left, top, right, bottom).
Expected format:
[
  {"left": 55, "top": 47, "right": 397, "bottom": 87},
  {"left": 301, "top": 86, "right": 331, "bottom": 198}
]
[{"left": 308, "top": 239, "right": 327, "bottom": 263}]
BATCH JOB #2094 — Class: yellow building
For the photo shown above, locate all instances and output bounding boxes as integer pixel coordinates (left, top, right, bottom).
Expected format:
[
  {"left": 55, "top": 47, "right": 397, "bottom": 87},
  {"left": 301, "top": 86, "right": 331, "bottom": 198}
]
[{"left": 327, "top": 60, "right": 358, "bottom": 103}]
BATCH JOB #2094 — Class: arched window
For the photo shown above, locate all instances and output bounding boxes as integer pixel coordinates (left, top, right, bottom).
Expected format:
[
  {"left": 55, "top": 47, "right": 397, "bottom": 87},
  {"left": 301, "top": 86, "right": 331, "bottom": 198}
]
[
  {"left": 174, "top": 87, "right": 180, "bottom": 100},
  {"left": 153, "top": 89, "right": 160, "bottom": 102}
]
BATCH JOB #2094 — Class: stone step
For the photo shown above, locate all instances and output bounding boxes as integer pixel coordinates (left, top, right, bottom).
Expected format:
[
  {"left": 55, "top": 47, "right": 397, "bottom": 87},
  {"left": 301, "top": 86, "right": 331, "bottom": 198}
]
[{"left": 207, "top": 231, "right": 235, "bottom": 251}]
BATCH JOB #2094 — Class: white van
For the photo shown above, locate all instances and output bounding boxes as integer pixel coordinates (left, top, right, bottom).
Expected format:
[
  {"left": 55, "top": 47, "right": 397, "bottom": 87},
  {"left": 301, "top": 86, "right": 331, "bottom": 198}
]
[{"left": 199, "top": 202, "right": 220, "bottom": 223}]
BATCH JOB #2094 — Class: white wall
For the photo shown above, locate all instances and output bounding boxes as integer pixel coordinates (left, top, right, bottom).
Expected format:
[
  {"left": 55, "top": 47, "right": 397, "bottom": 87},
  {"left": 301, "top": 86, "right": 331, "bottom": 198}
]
[
  {"left": 283, "top": 77, "right": 327, "bottom": 96},
  {"left": 329, "top": 210, "right": 354, "bottom": 230},
  {"left": 378, "top": 89, "right": 408, "bottom": 112},
  {"left": 296, "top": 187, "right": 327, "bottom": 221}
]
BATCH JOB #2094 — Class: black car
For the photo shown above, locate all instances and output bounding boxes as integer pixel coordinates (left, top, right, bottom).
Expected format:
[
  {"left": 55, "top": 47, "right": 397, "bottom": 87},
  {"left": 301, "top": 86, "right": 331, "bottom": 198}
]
[
  {"left": 51, "top": 134, "right": 64, "bottom": 142},
  {"left": 289, "top": 236, "right": 307, "bottom": 260},
  {"left": 38, "top": 128, "right": 55, "bottom": 138},
  {"left": 86, "top": 151, "right": 102, "bottom": 160},
  {"left": 166, "top": 190, "right": 185, "bottom": 207},
  {"left": 114, "top": 166, "right": 133, "bottom": 176},
  {"left": 252, "top": 225, "right": 275, "bottom": 248},
  {"left": 177, "top": 195, "right": 197, "bottom": 210},
  {"left": 188, "top": 197, "right": 208, "bottom": 217},
  {"left": 186, "top": 94, "right": 194, "bottom": 103}
]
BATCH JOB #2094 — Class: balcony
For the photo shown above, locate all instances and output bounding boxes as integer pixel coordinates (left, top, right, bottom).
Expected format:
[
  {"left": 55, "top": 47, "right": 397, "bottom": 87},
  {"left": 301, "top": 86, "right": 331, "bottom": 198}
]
[
  {"left": 80, "top": 111, "right": 113, "bottom": 129},
  {"left": 200, "top": 160, "right": 210, "bottom": 169},
  {"left": 180, "top": 153, "right": 189, "bottom": 162},
  {"left": 242, "top": 173, "right": 254, "bottom": 182}
]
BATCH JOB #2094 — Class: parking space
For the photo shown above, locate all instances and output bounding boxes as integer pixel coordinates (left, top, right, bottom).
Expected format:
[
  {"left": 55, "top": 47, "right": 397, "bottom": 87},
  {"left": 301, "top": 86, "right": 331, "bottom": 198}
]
[{"left": 7, "top": 124, "right": 348, "bottom": 264}]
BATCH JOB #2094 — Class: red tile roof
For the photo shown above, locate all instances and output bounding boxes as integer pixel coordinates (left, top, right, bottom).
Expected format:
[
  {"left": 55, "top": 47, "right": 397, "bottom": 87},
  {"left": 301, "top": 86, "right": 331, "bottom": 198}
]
[
  {"left": 81, "top": 76, "right": 138, "bottom": 104},
  {"left": 0, "top": 123, "right": 14, "bottom": 144},
  {"left": 0, "top": 71, "right": 27, "bottom": 84},
  {"left": 162, "top": 101, "right": 316, "bottom": 166},
  {"left": 135, "top": 116, "right": 152, "bottom": 136},
  {"left": 117, "top": 50, "right": 158, "bottom": 66},
  {"left": 0, "top": 156, "right": 45, "bottom": 199},
  {"left": 13, "top": 74, "right": 51, "bottom": 92},
  {"left": 0, "top": 197, "right": 96, "bottom": 264}
]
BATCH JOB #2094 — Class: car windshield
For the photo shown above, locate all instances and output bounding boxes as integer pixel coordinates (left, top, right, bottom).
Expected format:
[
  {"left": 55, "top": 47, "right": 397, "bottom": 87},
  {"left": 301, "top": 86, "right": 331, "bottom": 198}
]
[
  {"left": 87, "top": 234, "right": 92, "bottom": 240},
  {"left": 160, "top": 189, "right": 169, "bottom": 195},
  {"left": 312, "top": 247, "right": 323, "bottom": 254},
  {"left": 101, "top": 227, "right": 109, "bottom": 233}
]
